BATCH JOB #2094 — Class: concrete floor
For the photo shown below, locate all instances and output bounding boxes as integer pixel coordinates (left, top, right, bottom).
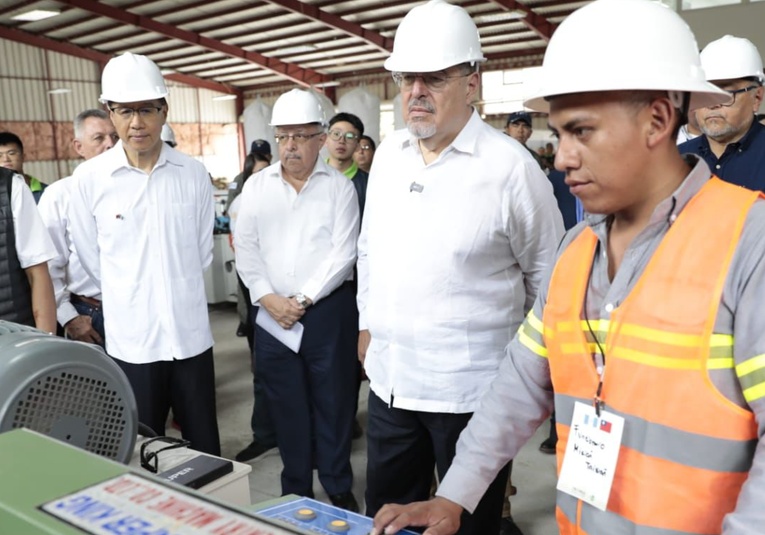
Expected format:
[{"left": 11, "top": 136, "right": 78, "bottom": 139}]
[{"left": 207, "top": 303, "right": 559, "bottom": 534}]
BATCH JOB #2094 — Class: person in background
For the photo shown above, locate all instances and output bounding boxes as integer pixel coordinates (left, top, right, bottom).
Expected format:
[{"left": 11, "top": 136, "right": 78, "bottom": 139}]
[
  {"left": 372, "top": 1, "right": 765, "bottom": 534},
  {"left": 161, "top": 124, "right": 177, "bottom": 148},
  {"left": 230, "top": 148, "right": 278, "bottom": 464},
  {"left": 0, "top": 164, "right": 56, "bottom": 332},
  {"left": 235, "top": 88, "right": 360, "bottom": 512},
  {"left": 0, "top": 132, "right": 48, "bottom": 203},
  {"left": 326, "top": 112, "right": 368, "bottom": 219},
  {"left": 504, "top": 111, "right": 549, "bottom": 172},
  {"left": 228, "top": 139, "right": 273, "bottom": 341},
  {"left": 358, "top": 2, "right": 563, "bottom": 534},
  {"left": 679, "top": 35, "right": 765, "bottom": 190},
  {"left": 325, "top": 111, "right": 369, "bottom": 440},
  {"left": 69, "top": 52, "right": 220, "bottom": 455},
  {"left": 38, "top": 109, "right": 118, "bottom": 345},
  {"left": 354, "top": 135, "right": 376, "bottom": 174}
]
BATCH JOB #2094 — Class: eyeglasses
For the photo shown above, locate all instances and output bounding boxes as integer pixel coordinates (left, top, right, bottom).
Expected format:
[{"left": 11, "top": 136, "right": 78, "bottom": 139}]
[
  {"left": 328, "top": 130, "right": 359, "bottom": 142},
  {"left": 392, "top": 71, "right": 471, "bottom": 92},
  {"left": 357, "top": 145, "right": 373, "bottom": 151},
  {"left": 139, "top": 436, "right": 191, "bottom": 474},
  {"left": 718, "top": 85, "right": 759, "bottom": 107},
  {"left": 109, "top": 106, "right": 164, "bottom": 119},
  {"left": 274, "top": 132, "right": 323, "bottom": 145}
]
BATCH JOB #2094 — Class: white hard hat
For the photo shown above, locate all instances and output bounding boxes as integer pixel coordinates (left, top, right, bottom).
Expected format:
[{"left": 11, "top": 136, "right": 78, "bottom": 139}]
[
  {"left": 270, "top": 89, "right": 326, "bottom": 126},
  {"left": 384, "top": 0, "right": 485, "bottom": 73},
  {"left": 524, "top": 0, "right": 730, "bottom": 112},
  {"left": 700, "top": 35, "right": 765, "bottom": 84},
  {"left": 161, "top": 124, "right": 176, "bottom": 146},
  {"left": 99, "top": 52, "right": 169, "bottom": 104}
]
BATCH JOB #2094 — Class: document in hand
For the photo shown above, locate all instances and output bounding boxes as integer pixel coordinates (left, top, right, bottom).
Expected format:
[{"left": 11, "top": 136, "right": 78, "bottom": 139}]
[{"left": 255, "top": 306, "right": 304, "bottom": 352}]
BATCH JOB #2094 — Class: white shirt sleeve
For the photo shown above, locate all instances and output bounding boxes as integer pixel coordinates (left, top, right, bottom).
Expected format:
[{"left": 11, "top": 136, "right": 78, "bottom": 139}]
[
  {"left": 299, "top": 181, "right": 359, "bottom": 303},
  {"left": 11, "top": 174, "right": 56, "bottom": 268},
  {"left": 235, "top": 178, "right": 275, "bottom": 304},
  {"left": 357, "top": 195, "right": 370, "bottom": 330},
  {"left": 36, "top": 180, "right": 79, "bottom": 326},
  {"left": 198, "top": 178, "right": 215, "bottom": 271},
  {"left": 505, "top": 161, "right": 565, "bottom": 312},
  {"left": 68, "top": 173, "right": 101, "bottom": 286}
]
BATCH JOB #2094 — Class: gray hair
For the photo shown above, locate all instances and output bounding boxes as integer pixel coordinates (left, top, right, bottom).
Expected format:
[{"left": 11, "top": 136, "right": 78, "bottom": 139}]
[{"left": 73, "top": 109, "right": 110, "bottom": 140}]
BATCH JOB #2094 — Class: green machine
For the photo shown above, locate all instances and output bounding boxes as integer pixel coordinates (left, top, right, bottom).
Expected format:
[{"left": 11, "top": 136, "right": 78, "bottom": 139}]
[{"left": 0, "top": 429, "right": 302, "bottom": 534}]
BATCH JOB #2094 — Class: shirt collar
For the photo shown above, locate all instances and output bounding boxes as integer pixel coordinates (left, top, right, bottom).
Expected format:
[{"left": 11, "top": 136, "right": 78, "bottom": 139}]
[
  {"left": 269, "top": 156, "right": 333, "bottom": 183},
  {"left": 324, "top": 157, "right": 359, "bottom": 179},
  {"left": 103, "top": 140, "right": 181, "bottom": 174},
  {"left": 696, "top": 119, "right": 763, "bottom": 156},
  {"left": 399, "top": 107, "right": 482, "bottom": 158},
  {"left": 586, "top": 154, "right": 712, "bottom": 229}
]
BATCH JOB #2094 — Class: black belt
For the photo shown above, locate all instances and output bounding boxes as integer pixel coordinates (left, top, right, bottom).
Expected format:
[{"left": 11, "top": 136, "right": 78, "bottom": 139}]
[{"left": 71, "top": 294, "right": 102, "bottom": 307}]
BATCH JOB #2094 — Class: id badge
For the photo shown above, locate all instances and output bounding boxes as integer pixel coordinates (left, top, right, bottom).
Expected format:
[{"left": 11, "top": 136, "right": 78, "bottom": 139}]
[{"left": 557, "top": 401, "right": 625, "bottom": 511}]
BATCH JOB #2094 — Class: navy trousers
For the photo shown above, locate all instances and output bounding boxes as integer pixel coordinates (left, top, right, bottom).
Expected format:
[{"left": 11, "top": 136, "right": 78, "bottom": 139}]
[
  {"left": 72, "top": 299, "right": 106, "bottom": 347},
  {"left": 114, "top": 347, "right": 221, "bottom": 456},
  {"left": 255, "top": 283, "right": 357, "bottom": 497},
  {"left": 366, "top": 391, "right": 509, "bottom": 534}
]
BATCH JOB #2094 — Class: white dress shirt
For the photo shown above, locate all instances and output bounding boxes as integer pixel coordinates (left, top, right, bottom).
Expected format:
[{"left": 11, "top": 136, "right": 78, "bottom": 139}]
[
  {"left": 235, "top": 159, "right": 359, "bottom": 306},
  {"left": 357, "top": 110, "right": 564, "bottom": 413},
  {"left": 8, "top": 173, "right": 57, "bottom": 268},
  {"left": 37, "top": 176, "right": 102, "bottom": 326},
  {"left": 68, "top": 141, "right": 215, "bottom": 363}
]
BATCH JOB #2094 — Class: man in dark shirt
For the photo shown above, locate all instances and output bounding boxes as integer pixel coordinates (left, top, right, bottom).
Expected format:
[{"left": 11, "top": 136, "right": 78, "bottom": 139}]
[
  {"left": 326, "top": 112, "right": 368, "bottom": 219},
  {"left": 679, "top": 35, "right": 765, "bottom": 190}
]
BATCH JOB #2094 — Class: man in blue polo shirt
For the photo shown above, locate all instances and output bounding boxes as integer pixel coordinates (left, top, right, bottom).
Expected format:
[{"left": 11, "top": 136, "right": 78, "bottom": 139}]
[{"left": 679, "top": 35, "right": 765, "bottom": 190}]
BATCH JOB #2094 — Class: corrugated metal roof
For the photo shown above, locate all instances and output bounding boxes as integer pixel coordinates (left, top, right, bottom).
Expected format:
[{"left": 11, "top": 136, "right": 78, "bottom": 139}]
[{"left": 0, "top": 0, "right": 584, "bottom": 96}]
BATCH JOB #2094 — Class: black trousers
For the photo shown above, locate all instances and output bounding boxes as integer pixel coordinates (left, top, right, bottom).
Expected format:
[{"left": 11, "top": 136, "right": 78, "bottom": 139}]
[
  {"left": 366, "top": 391, "right": 509, "bottom": 534},
  {"left": 114, "top": 347, "right": 221, "bottom": 456},
  {"left": 255, "top": 283, "right": 358, "bottom": 497}
]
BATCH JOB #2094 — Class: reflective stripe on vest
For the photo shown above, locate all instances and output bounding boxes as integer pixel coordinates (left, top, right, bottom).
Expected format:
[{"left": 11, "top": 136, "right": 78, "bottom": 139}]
[{"left": 544, "top": 178, "right": 759, "bottom": 535}]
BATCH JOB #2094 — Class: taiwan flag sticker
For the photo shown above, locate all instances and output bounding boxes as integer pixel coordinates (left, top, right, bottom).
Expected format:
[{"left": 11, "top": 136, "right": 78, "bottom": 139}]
[{"left": 599, "top": 419, "right": 612, "bottom": 433}]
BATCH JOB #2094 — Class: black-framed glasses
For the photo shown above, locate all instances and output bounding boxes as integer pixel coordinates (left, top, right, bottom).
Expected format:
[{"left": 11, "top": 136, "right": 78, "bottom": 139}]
[
  {"left": 328, "top": 129, "right": 359, "bottom": 142},
  {"left": 357, "top": 144, "right": 373, "bottom": 151},
  {"left": 391, "top": 71, "right": 470, "bottom": 92},
  {"left": 274, "top": 132, "right": 323, "bottom": 145},
  {"left": 109, "top": 106, "right": 164, "bottom": 119},
  {"left": 718, "top": 85, "right": 759, "bottom": 108},
  {"left": 140, "top": 437, "right": 191, "bottom": 473}
]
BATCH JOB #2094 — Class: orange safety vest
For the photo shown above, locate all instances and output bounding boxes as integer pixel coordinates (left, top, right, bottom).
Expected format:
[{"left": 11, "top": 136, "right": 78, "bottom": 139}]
[{"left": 544, "top": 178, "right": 759, "bottom": 535}]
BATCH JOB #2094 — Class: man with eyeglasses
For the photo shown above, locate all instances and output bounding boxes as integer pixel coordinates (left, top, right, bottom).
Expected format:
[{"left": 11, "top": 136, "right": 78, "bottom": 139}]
[
  {"left": 0, "top": 132, "right": 49, "bottom": 203},
  {"left": 38, "top": 109, "right": 118, "bottom": 345},
  {"left": 680, "top": 35, "right": 765, "bottom": 191},
  {"left": 69, "top": 53, "right": 221, "bottom": 456},
  {"left": 235, "top": 88, "right": 360, "bottom": 512},
  {"left": 354, "top": 135, "right": 376, "bottom": 174},
  {"left": 357, "top": 1, "right": 563, "bottom": 534},
  {"left": 326, "top": 112, "right": 369, "bottom": 219}
]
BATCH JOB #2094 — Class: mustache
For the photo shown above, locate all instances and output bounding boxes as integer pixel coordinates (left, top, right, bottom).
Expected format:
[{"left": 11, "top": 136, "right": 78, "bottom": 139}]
[{"left": 408, "top": 98, "right": 435, "bottom": 113}]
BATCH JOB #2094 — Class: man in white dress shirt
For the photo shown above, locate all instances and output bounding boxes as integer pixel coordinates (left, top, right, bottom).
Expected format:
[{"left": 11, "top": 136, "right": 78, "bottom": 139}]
[
  {"left": 69, "top": 53, "right": 220, "bottom": 455},
  {"left": 357, "top": 2, "right": 563, "bottom": 533},
  {"left": 235, "top": 88, "right": 360, "bottom": 511},
  {"left": 38, "top": 109, "right": 118, "bottom": 344}
]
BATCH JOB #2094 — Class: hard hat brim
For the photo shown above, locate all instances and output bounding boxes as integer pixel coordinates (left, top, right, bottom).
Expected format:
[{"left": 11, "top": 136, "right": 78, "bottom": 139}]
[{"left": 524, "top": 81, "right": 731, "bottom": 113}]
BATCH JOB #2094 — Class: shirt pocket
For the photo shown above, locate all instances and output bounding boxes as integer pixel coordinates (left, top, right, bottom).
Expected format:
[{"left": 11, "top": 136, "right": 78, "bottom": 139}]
[{"left": 164, "top": 202, "right": 201, "bottom": 269}]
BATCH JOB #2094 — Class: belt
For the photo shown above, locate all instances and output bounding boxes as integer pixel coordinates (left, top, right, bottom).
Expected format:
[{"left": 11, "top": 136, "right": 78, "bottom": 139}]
[{"left": 71, "top": 294, "right": 102, "bottom": 307}]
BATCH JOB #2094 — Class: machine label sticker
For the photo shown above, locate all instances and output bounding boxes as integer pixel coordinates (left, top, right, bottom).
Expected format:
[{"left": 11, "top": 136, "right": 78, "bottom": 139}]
[
  {"left": 40, "top": 473, "right": 295, "bottom": 535},
  {"left": 557, "top": 401, "right": 625, "bottom": 511}
]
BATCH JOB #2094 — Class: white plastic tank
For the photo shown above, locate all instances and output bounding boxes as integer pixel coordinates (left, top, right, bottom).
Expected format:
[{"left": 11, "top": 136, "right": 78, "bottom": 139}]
[{"left": 338, "top": 87, "right": 381, "bottom": 144}]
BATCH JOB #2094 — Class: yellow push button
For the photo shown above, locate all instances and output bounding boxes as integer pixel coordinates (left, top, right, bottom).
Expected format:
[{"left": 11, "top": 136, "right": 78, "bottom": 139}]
[
  {"left": 328, "top": 519, "right": 351, "bottom": 532},
  {"left": 294, "top": 508, "right": 317, "bottom": 521}
]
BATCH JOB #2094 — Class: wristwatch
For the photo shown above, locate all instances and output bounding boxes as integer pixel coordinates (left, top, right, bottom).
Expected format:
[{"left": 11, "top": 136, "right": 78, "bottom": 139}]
[{"left": 294, "top": 293, "right": 309, "bottom": 309}]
